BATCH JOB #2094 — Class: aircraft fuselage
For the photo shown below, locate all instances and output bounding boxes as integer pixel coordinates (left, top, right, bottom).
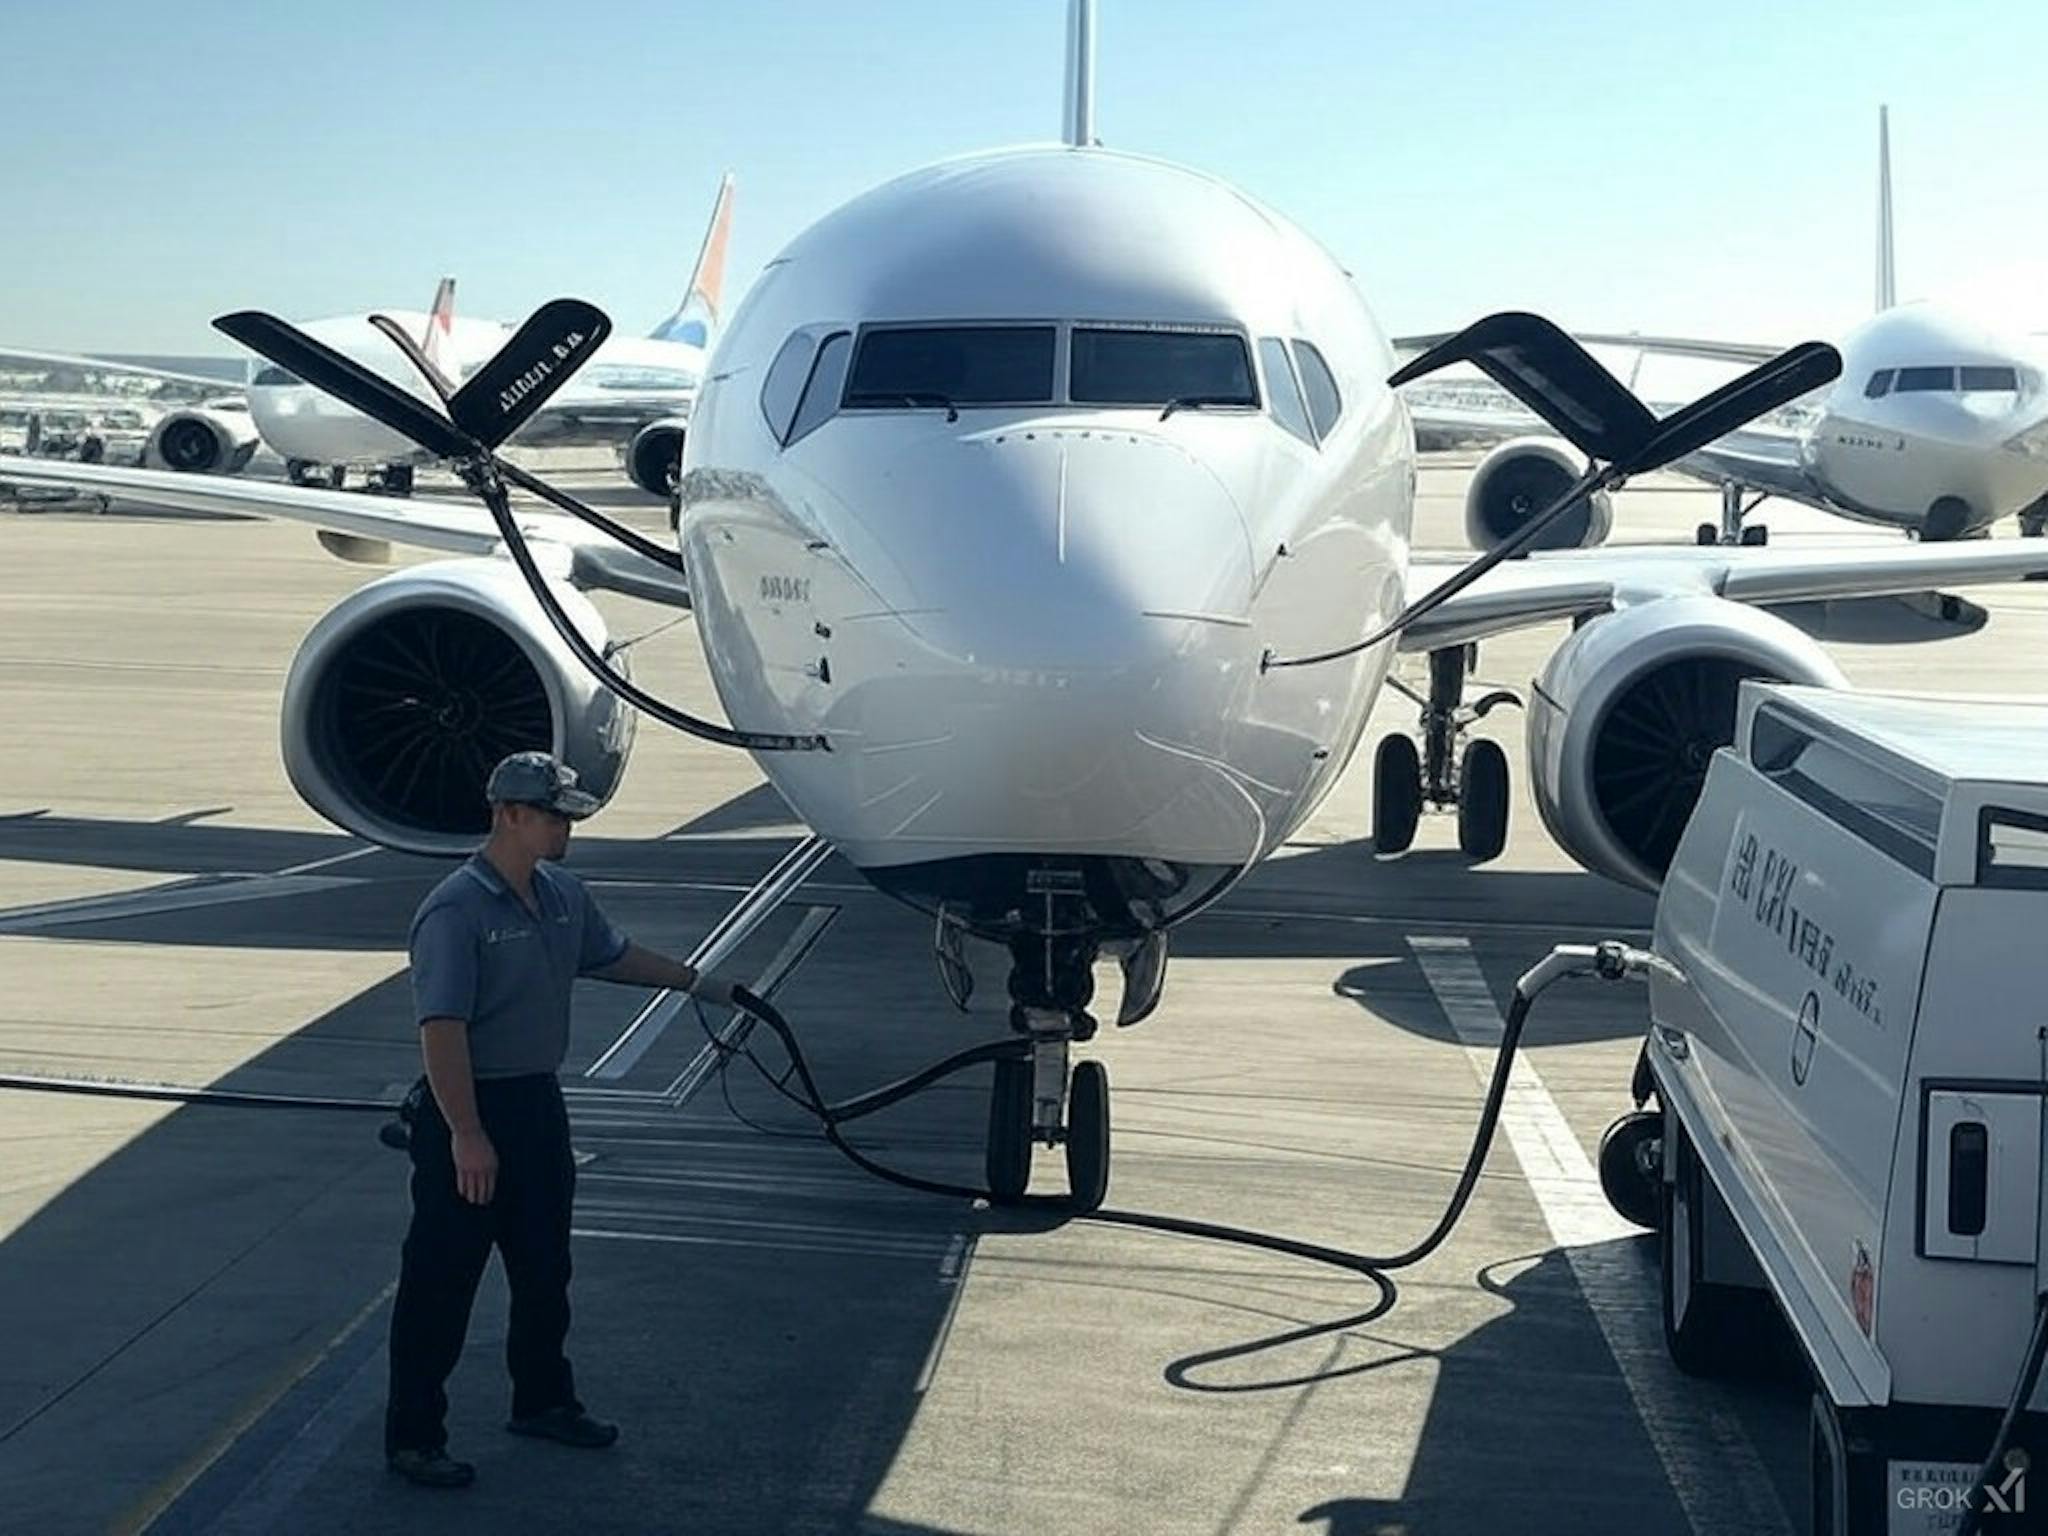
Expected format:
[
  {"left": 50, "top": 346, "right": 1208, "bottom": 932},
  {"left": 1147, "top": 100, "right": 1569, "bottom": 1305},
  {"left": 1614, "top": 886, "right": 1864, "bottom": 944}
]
[{"left": 680, "top": 147, "right": 1413, "bottom": 941}]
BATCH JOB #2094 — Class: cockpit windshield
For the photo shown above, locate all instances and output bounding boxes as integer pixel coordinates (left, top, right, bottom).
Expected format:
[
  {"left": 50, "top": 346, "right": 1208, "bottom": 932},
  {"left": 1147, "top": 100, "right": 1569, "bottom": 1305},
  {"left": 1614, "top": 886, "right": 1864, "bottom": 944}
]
[
  {"left": 251, "top": 364, "right": 302, "bottom": 387},
  {"left": 1070, "top": 326, "right": 1255, "bottom": 407},
  {"left": 1869, "top": 364, "right": 2021, "bottom": 397},
  {"left": 1894, "top": 367, "right": 1955, "bottom": 393},
  {"left": 1961, "top": 365, "right": 2019, "bottom": 392},
  {"left": 844, "top": 325, "right": 1056, "bottom": 407}
]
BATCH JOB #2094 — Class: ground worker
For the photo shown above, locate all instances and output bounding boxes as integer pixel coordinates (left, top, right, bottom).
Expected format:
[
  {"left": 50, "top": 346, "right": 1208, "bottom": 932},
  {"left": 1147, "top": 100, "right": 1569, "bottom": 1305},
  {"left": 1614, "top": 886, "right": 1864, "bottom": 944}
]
[{"left": 383, "top": 749, "right": 742, "bottom": 1489}]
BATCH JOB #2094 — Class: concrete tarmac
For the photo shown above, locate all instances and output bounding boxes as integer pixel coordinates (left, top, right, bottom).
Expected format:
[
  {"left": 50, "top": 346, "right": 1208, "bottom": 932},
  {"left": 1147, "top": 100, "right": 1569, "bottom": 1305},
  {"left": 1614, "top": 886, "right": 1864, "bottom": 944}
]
[{"left": 3, "top": 463, "right": 2045, "bottom": 1534}]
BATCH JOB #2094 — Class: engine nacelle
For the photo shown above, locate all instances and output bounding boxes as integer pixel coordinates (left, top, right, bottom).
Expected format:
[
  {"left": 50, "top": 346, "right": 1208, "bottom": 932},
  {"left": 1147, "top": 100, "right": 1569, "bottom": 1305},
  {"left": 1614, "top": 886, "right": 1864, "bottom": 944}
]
[
  {"left": 1526, "top": 596, "right": 1846, "bottom": 890},
  {"left": 1465, "top": 437, "right": 1613, "bottom": 552},
  {"left": 144, "top": 403, "right": 260, "bottom": 475},
  {"left": 626, "top": 417, "right": 687, "bottom": 498},
  {"left": 281, "top": 560, "right": 636, "bottom": 854}
]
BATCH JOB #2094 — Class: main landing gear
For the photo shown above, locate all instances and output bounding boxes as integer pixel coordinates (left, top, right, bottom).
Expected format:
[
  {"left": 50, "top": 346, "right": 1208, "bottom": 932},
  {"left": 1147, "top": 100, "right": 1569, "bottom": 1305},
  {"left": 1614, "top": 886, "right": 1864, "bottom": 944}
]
[
  {"left": 285, "top": 461, "right": 415, "bottom": 496},
  {"left": 986, "top": 935, "right": 1112, "bottom": 1212},
  {"left": 1372, "top": 644, "right": 1517, "bottom": 861},
  {"left": 1696, "top": 482, "right": 1770, "bottom": 547},
  {"left": 2018, "top": 494, "right": 2047, "bottom": 539}
]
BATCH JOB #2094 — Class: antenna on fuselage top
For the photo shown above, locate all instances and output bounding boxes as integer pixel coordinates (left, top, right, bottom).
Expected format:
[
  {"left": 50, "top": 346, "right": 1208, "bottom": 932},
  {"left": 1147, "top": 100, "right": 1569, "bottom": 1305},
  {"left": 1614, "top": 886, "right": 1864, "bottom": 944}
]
[
  {"left": 1063, "top": 0, "right": 1097, "bottom": 147},
  {"left": 1876, "top": 104, "right": 1896, "bottom": 313}
]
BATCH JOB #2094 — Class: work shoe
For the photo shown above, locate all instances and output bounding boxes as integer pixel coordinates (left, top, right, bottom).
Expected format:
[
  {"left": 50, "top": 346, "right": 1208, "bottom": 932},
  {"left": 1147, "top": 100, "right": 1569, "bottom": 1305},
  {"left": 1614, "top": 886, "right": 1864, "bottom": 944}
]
[
  {"left": 506, "top": 1405, "right": 619, "bottom": 1449},
  {"left": 386, "top": 1447, "right": 476, "bottom": 1488}
]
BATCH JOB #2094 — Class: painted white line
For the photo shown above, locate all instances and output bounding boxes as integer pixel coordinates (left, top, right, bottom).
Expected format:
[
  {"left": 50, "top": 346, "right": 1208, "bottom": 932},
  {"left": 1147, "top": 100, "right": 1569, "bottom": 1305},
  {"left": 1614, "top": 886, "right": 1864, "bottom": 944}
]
[
  {"left": 271, "top": 844, "right": 379, "bottom": 878},
  {"left": 0, "top": 873, "right": 366, "bottom": 934},
  {"left": 1409, "top": 934, "right": 1793, "bottom": 1536},
  {"left": 914, "top": 1233, "right": 974, "bottom": 1395}
]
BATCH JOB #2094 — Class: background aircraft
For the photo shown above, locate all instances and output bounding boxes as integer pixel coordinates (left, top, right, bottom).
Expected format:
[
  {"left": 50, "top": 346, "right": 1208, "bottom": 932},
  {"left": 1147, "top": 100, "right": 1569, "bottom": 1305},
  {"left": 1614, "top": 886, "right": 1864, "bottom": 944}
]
[
  {"left": 1401, "top": 107, "right": 2048, "bottom": 549},
  {"left": 243, "top": 174, "right": 734, "bottom": 499},
  {"left": 0, "top": 175, "right": 734, "bottom": 500}
]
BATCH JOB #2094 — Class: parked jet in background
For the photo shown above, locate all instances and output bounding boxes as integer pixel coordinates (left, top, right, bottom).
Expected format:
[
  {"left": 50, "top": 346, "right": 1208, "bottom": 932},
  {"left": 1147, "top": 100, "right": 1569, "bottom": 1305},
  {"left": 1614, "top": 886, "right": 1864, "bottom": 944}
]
[
  {"left": 1405, "top": 107, "right": 2048, "bottom": 549},
  {"left": 249, "top": 174, "right": 735, "bottom": 498},
  {"left": 0, "top": 175, "right": 734, "bottom": 498}
]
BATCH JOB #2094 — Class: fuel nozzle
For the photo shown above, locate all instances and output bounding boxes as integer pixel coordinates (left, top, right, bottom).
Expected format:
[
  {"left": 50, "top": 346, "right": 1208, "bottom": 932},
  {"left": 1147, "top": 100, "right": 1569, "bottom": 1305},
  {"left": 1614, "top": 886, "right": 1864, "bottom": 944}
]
[{"left": 1513, "top": 940, "right": 1684, "bottom": 1003}]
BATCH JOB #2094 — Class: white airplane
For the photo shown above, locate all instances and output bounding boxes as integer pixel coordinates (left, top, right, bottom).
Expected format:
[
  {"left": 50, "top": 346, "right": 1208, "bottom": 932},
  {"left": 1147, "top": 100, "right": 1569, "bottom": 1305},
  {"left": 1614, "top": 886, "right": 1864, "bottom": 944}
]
[
  {"left": 16, "top": 5, "right": 2048, "bottom": 1208},
  {"left": 1405, "top": 106, "right": 2048, "bottom": 549},
  {"left": 246, "top": 175, "right": 735, "bottom": 498},
  {"left": 0, "top": 347, "right": 259, "bottom": 472}
]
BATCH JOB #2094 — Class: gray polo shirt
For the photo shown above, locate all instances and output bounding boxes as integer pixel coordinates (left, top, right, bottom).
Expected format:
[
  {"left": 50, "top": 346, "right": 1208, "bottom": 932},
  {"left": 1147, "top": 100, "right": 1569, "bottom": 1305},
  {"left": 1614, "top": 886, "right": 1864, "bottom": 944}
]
[{"left": 408, "top": 853, "right": 630, "bottom": 1079}]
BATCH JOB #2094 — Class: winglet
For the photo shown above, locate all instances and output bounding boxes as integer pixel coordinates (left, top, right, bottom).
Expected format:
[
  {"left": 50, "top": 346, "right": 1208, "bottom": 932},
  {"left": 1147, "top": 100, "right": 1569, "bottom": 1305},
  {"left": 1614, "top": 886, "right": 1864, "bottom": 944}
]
[{"left": 649, "top": 173, "right": 735, "bottom": 348}]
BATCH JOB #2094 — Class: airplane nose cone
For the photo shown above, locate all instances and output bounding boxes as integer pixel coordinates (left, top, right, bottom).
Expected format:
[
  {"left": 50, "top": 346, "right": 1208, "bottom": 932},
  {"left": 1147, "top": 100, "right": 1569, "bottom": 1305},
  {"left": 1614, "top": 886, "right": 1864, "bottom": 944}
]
[
  {"left": 870, "top": 426, "right": 1256, "bottom": 667},
  {"left": 821, "top": 428, "right": 1271, "bottom": 866}
]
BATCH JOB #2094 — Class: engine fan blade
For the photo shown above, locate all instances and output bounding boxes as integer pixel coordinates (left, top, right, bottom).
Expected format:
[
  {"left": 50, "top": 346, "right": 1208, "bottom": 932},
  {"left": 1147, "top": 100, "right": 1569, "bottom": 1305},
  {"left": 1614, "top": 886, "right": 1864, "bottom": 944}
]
[
  {"left": 213, "top": 311, "right": 475, "bottom": 461},
  {"left": 447, "top": 299, "right": 612, "bottom": 449}
]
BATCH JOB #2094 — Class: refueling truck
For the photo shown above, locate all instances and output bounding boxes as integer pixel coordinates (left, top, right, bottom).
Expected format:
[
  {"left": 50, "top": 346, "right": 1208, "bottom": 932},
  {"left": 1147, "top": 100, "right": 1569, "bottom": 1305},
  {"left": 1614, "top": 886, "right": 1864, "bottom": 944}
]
[{"left": 1612, "top": 683, "right": 2048, "bottom": 1535}]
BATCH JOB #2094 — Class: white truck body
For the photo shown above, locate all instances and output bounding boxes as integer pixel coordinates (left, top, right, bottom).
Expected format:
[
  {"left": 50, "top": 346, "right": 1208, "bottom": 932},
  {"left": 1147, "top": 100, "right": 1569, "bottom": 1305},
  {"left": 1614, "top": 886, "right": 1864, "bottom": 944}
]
[{"left": 1649, "top": 683, "right": 2048, "bottom": 1532}]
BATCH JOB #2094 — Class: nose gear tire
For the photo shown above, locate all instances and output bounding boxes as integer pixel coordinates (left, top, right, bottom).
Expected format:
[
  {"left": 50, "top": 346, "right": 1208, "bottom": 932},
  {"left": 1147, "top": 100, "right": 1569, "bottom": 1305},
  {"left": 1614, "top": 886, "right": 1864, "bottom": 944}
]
[
  {"left": 985, "top": 1055, "right": 1035, "bottom": 1204},
  {"left": 1065, "top": 1060, "right": 1110, "bottom": 1213}
]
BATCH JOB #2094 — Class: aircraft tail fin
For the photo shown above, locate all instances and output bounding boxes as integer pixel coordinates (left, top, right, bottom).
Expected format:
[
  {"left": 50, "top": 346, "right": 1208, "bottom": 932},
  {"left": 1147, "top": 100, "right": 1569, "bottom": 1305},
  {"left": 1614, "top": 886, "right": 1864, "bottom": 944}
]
[
  {"left": 1875, "top": 105, "right": 1896, "bottom": 313},
  {"left": 1063, "top": 0, "right": 1097, "bottom": 147},
  {"left": 421, "top": 277, "right": 457, "bottom": 375},
  {"left": 649, "top": 173, "right": 735, "bottom": 348}
]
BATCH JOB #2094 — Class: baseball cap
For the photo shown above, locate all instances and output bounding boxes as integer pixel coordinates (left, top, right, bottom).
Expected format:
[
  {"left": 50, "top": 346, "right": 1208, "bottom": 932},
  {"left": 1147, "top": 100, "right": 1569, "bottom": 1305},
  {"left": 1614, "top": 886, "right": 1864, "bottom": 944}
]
[{"left": 485, "top": 751, "right": 601, "bottom": 819}]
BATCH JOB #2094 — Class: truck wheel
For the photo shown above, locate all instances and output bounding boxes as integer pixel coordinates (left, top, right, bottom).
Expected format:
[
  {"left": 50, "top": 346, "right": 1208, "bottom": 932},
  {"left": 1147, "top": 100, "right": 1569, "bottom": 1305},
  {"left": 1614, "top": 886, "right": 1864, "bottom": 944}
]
[
  {"left": 1661, "top": 1128, "right": 1757, "bottom": 1377},
  {"left": 1597, "top": 1110, "right": 1661, "bottom": 1228}
]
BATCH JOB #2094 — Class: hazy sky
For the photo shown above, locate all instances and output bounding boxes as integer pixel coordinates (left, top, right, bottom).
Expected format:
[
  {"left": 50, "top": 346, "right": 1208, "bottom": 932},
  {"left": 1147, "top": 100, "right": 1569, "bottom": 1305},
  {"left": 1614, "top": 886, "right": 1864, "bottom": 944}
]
[{"left": 7, "top": 0, "right": 2046, "bottom": 355}]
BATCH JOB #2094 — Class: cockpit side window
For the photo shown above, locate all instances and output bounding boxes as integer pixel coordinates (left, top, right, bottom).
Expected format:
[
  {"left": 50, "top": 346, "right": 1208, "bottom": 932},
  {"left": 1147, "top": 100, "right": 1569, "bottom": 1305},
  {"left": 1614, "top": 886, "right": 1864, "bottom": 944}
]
[
  {"left": 1894, "top": 366, "right": 1955, "bottom": 393},
  {"left": 1292, "top": 340, "right": 1343, "bottom": 439},
  {"left": 252, "top": 364, "right": 302, "bottom": 387},
  {"left": 844, "top": 325, "right": 1057, "bottom": 408},
  {"left": 1961, "top": 365, "right": 2019, "bottom": 392},
  {"left": 1863, "top": 368, "right": 1893, "bottom": 399},
  {"left": 1069, "top": 326, "right": 1256, "bottom": 407},
  {"left": 787, "top": 331, "right": 851, "bottom": 445},
  {"left": 1258, "top": 338, "right": 1314, "bottom": 444},
  {"left": 760, "top": 330, "right": 821, "bottom": 443}
]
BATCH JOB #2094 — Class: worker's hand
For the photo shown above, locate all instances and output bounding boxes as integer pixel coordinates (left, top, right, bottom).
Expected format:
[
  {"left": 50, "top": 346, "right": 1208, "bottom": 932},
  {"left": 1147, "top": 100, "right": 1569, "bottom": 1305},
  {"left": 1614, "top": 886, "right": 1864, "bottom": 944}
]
[
  {"left": 452, "top": 1128, "right": 498, "bottom": 1205},
  {"left": 691, "top": 972, "right": 746, "bottom": 1008}
]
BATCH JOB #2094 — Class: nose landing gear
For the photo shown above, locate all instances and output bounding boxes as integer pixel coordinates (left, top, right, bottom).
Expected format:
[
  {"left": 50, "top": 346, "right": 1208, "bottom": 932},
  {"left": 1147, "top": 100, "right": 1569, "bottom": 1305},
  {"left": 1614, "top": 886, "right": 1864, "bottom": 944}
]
[{"left": 986, "top": 935, "right": 1113, "bottom": 1212}]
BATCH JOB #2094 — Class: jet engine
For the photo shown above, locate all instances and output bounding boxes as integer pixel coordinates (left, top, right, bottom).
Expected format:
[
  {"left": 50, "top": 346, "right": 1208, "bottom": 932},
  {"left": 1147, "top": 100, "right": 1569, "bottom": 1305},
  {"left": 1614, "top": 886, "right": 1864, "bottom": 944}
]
[
  {"left": 1465, "top": 437, "right": 1613, "bottom": 552},
  {"left": 1526, "top": 596, "right": 1846, "bottom": 890},
  {"left": 144, "top": 403, "right": 260, "bottom": 475},
  {"left": 280, "top": 560, "right": 636, "bottom": 854},
  {"left": 626, "top": 417, "right": 687, "bottom": 498}
]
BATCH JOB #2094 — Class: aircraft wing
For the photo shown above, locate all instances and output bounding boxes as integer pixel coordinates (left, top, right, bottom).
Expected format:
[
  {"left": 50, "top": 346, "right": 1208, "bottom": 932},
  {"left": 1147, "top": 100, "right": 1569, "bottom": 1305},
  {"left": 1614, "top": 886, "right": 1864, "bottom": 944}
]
[
  {"left": 1393, "top": 330, "right": 1783, "bottom": 367},
  {"left": 1397, "top": 537, "right": 2048, "bottom": 652},
  {"left": 0, "top": 456, "right": 690, "bottom": 608},
  {"left": 0, "top": 345, "right": 245, "bottom": 397}
]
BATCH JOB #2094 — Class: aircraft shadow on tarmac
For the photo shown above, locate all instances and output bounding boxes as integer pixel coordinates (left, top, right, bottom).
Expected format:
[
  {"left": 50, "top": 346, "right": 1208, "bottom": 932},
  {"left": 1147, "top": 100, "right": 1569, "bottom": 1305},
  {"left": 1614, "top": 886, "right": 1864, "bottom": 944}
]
[{"left": 0, "top": 784, "right": 1726, "bottom": 1532}]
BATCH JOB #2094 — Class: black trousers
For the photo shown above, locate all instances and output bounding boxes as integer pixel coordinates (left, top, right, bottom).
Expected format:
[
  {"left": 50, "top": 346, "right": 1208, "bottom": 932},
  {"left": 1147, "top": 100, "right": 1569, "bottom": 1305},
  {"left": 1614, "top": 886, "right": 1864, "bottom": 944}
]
[{"left": 385, "top": 1073, "right": 580, "bottom": 1455}]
